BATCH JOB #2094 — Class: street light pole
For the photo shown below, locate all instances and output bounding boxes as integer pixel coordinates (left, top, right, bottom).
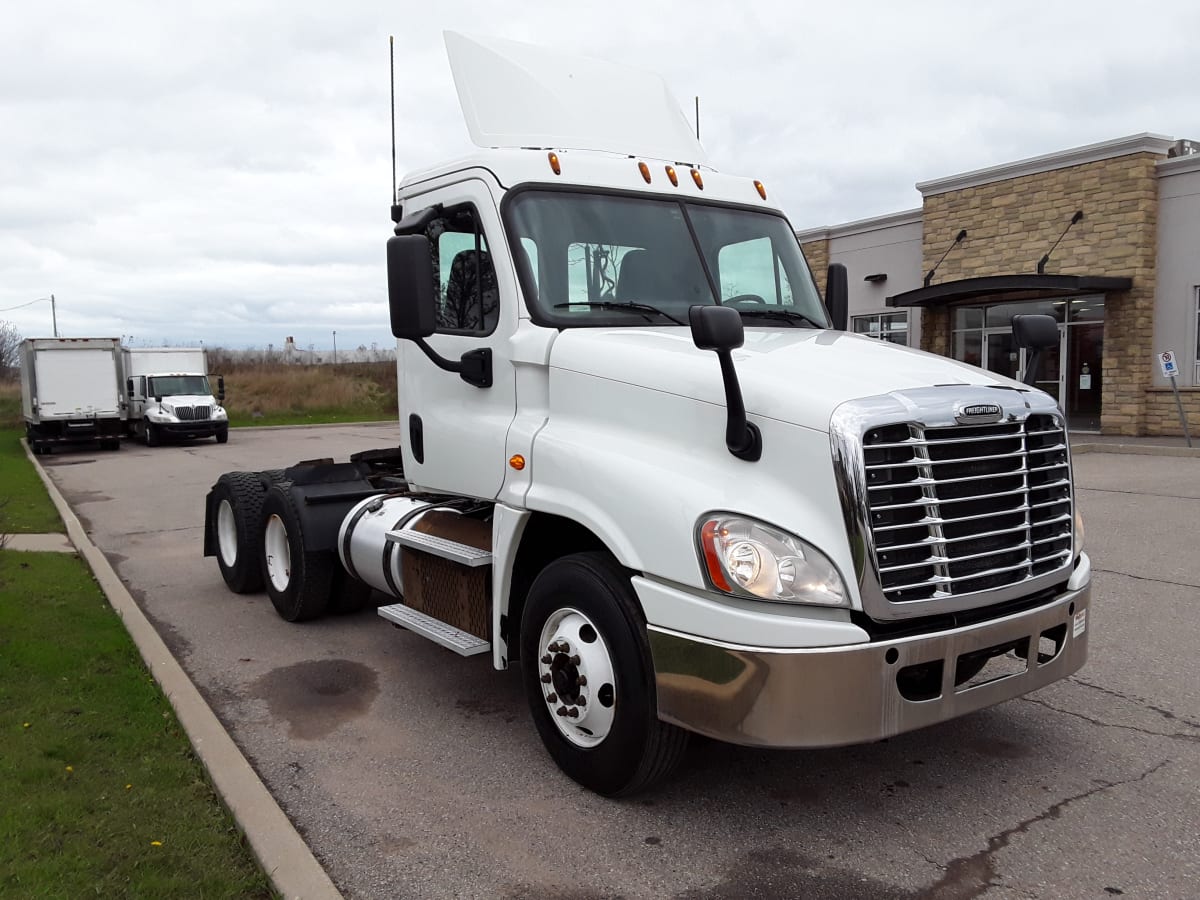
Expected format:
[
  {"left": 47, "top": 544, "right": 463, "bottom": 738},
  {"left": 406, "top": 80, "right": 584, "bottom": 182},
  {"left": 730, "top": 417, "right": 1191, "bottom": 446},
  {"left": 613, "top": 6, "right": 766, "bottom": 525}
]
[
  {"left": 332, "top": 330, "right": 337, "bottom": 365},
  {"left": 50, "top": 294, "right": 57, "bottom": 337}
]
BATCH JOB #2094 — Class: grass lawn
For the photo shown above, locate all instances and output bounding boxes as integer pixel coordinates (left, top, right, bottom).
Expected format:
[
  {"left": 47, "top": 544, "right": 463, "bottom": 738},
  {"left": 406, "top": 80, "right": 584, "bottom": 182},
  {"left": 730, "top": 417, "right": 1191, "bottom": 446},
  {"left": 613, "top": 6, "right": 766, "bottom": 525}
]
[
  {"left": 0, "top": 427, "right": 62, "bottom": 534},
  {"left": 0, "top": 551, "right": 275, "bottom": 899}
]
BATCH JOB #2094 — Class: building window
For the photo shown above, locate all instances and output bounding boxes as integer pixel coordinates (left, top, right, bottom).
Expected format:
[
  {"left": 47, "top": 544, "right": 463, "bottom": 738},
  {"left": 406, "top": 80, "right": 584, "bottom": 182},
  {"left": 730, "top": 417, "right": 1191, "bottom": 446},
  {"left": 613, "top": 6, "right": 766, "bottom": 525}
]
[
  {"left": 1195, "top": 287, "right": 1200, "bottom": 383},
  {"left": 852, "top": 312, "right": 908, "bottom": 345}
]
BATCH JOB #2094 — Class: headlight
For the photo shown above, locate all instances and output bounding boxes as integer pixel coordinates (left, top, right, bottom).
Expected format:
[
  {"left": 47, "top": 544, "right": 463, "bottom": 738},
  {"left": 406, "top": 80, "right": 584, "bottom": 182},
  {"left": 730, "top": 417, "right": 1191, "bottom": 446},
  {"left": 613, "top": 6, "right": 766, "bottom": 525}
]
[
  {"left": 697, "top": 514, "right": 847, "bottom": 607},
  {"left": 1074, "top": 510, "right": 1084, "bottom": 556}
]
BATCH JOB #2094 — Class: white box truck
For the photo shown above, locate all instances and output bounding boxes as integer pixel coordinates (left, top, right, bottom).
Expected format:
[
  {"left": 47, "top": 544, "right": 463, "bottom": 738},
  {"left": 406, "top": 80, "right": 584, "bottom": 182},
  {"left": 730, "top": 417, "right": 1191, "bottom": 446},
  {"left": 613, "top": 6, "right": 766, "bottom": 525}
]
[
  {"left": 202, "top": 33, "right": 1091, "bottom": 796},
  {"left": 20, "top": 337, "right": 125, "bottom": 454},
  {"left": 123, "top": 347, "right": 228, "bottom": 446}
]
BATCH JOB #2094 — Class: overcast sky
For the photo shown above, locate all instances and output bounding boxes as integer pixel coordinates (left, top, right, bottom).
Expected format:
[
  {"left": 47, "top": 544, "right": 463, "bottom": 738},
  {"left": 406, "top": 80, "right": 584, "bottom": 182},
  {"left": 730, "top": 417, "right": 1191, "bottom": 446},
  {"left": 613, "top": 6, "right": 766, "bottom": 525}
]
[{"left": 2, "top": 1, "right": 1197, "bottom": 349}]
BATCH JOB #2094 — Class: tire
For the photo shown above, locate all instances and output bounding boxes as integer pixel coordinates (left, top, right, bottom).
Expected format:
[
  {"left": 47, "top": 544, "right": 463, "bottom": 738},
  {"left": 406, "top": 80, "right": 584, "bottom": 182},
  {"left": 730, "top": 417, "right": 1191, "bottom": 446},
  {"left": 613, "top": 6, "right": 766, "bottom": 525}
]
[
  {"left": 215, "top": 426, "right": 229, "bottom": 444},
  {"left": 145, "top": 421, "right": 160, "bottom": 447},
  {"left": 210, "top": 472, "right": 268, "bottom": 593},
  {"left": 520, "top": 552, "right": 689, "bottom": 797},
  {"left": 259, "top": 484, "right": 334, "bottom": 622}
]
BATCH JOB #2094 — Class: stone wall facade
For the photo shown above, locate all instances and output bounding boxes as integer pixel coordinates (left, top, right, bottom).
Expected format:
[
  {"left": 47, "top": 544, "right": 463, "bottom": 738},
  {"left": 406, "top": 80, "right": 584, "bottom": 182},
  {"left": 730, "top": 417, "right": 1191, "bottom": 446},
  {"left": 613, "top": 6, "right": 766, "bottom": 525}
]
[
  {"left": 1144, "top": 388, "right": 1200, "bottom": 437},
  {"left": 918, "top": 152, "right": 1164, "bottom": 435},
  {"left": 800, "top": 237, "right": 829, "bottom": 298}
]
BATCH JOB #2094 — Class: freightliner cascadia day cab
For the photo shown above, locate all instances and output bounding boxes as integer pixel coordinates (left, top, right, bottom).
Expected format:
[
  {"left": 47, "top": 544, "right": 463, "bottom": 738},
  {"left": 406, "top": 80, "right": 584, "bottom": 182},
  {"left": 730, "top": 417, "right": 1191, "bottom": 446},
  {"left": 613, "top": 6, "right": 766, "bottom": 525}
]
[
  {"left": 123, "top": 347, "right": 229, "bottom": 445},
  {"left": 20, "top": 337, "right": 125, "bottom": 454},
  {"left": 203, "top": 33, "right": 1091, "bottom": 796}
]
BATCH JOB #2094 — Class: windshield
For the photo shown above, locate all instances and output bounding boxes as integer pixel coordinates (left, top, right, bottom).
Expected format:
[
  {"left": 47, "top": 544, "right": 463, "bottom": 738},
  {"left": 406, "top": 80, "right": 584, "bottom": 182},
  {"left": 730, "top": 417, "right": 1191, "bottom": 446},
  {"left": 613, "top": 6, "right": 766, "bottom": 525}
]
[
  {"left": 148, "top": 375, "right": 211, "bottom": 397},
  {"left": 505, "top": 190, "right": 828, "bottom": 328}
]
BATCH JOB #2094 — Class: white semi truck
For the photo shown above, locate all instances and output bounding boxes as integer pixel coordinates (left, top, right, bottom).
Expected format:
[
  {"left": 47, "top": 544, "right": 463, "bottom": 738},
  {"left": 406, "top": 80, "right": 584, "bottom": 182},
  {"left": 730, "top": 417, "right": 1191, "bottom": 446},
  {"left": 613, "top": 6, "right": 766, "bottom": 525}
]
[
  {"left": 123, "top": 347, "right": 228, "bottom": 445},
  {"left": 203, "top": 33, "right": 1090, "bottom": 796},
  {"left": 20, "top": 337, "right": 125, "bottom": 454}
]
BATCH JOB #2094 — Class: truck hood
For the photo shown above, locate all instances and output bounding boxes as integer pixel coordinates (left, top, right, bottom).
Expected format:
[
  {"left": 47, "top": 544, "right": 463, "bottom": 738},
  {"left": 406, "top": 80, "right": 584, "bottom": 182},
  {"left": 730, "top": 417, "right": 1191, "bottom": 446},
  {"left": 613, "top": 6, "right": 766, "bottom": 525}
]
[
  {"left": 158, "top": 394, "right": 217, "bottom": 409},
  {"left": 549, "top": 327, "right": 1025, "bottom": 433}
]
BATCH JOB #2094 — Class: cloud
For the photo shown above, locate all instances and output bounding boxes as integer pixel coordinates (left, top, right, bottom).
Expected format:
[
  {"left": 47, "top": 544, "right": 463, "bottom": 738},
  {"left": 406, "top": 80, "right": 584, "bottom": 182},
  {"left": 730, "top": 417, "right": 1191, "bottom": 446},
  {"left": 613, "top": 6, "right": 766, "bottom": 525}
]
[{"left": 1, "top": 0, "right": 1197, "bottom": 346}]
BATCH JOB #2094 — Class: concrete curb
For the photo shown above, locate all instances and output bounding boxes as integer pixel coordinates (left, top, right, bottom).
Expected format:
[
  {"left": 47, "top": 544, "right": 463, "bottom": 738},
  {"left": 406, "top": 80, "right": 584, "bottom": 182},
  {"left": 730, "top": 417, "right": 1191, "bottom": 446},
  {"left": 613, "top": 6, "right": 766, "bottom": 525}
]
[
  {"left": 1072, "top": 442, "right": 1200, "bottom": 458},
  {"left": 22, "top": 439, "right": 343, "bottom": 900}
]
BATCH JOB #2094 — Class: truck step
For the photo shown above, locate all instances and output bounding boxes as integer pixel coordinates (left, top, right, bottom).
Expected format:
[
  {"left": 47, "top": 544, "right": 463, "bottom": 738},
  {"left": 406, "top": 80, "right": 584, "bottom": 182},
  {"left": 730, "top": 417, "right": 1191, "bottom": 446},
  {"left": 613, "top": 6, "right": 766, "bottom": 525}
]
[
  {"left": 377, "top": 603, "right": 490, "bottom": 656},
  {"left": 386, "top": 530, "right": 492, "bottom": 567}
]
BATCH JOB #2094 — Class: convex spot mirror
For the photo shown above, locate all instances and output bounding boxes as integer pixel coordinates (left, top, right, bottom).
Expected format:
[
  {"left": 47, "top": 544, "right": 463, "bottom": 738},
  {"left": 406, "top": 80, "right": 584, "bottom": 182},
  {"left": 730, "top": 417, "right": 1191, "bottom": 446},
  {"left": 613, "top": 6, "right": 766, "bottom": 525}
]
[
  {"left": 689, "top": 304, "right": 744, "bottom": 351},
  {"left": 1011, "top": 314, "right": 1059, "bottom": 350},
  {"left": 387, "top": 235, "right": 438, "bottom": 340}
]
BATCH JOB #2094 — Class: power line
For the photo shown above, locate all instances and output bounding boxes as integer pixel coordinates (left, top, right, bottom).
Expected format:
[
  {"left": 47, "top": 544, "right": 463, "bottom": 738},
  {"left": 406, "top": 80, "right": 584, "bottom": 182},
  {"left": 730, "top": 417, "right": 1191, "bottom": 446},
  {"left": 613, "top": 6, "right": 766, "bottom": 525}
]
[{"left": 0, "top": 297, "right": 48, "bottom": 312}]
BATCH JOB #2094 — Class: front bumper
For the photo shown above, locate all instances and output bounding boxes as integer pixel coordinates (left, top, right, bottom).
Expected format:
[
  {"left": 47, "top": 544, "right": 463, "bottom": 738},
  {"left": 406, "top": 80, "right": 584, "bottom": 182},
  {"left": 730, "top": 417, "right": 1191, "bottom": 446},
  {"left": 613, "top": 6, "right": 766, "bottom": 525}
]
[
  {"left": 648, "top": 573, "right": 1089, "bottom": 748},
  {"left": 156, "top": 420, "right": 225, "bottom": 438}
]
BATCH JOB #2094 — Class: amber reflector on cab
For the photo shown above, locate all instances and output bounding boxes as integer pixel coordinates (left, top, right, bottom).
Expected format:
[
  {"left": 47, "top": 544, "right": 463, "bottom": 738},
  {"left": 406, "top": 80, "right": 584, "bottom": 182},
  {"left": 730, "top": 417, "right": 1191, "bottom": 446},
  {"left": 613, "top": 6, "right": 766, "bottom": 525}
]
[
  {"left": 754, "top": 180, "right": 767, "bottom": 200},
  {"left": 548, "top": 152, "right": 561, "bottom": 175},
  {"left": 690, "top": 169, "right": 704, "bottom": 190},
  {"left": 638, "top": 161, "right": 652, "bottom": 183},
  {"left": 509, "top": 454, "right": 526, "bottom": 471},
  {"left": 665, "top": 165, "right": 678, "bottom": 186}
]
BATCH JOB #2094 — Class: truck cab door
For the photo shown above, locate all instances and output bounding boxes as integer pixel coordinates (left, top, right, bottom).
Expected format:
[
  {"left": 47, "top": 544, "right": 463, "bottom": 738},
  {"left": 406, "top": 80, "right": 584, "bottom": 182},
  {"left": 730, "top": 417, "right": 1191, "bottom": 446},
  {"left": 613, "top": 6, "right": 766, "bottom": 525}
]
[{"left": 398, "top": 178, "right": 517, "bottom": 500}]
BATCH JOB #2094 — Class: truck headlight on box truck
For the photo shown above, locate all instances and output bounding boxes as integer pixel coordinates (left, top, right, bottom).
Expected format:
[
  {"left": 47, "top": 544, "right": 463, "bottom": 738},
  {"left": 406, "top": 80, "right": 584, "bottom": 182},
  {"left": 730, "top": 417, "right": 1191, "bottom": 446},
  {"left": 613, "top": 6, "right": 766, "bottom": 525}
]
[{"left": 697, "top": 515, "right": 847, "bottom": 607}]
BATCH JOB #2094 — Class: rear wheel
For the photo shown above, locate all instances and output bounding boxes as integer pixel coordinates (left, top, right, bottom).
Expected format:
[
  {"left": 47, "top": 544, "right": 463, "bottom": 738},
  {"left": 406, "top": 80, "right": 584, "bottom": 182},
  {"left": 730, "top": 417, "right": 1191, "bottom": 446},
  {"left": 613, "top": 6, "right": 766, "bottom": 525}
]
[
  {"left": 260, "top": 485, "right": 334, "bottom": 622},
  {"left": 520, "top": 552, "right": 689, "bottom": 796},
  {"left": 210, "top": 472, "right": 267, "bottom": 593}
]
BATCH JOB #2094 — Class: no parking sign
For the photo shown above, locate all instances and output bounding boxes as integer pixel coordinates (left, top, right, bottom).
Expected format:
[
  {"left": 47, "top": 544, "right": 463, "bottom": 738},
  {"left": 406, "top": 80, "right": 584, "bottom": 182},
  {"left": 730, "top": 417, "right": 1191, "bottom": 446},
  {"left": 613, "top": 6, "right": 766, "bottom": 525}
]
[{"left": 1158, "top": 350, "right": 1179, "bottom": 379}]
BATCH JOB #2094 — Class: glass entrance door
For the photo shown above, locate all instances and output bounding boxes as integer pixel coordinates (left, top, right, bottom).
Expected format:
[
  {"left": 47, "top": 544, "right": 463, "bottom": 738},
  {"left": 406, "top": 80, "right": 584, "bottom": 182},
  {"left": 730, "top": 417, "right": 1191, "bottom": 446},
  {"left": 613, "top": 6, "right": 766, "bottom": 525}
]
[
  {"left": 982, "top": 328, "right": 1064, "bottom": 406},
  {"left": 1066, "top": 322, "right": 1103, "bottom": 431}
]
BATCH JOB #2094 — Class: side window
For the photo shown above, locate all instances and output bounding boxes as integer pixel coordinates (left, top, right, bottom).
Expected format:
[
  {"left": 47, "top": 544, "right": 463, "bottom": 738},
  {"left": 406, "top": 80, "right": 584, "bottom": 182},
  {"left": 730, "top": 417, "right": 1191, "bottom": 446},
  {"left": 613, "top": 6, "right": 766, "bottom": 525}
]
[
  {"left": 717, "top": 237, "right": 792, "bottom": 305},
  {"left": 429, "top": 205, "right": 500, "bottom": 334}
]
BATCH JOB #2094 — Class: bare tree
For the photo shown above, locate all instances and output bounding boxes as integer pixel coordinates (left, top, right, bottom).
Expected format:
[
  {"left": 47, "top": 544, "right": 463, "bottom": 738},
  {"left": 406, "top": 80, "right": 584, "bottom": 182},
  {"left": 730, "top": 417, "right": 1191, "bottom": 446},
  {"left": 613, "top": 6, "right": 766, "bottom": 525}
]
[{"left": 0, "top": 321, "right": 22, "bottom": 381}]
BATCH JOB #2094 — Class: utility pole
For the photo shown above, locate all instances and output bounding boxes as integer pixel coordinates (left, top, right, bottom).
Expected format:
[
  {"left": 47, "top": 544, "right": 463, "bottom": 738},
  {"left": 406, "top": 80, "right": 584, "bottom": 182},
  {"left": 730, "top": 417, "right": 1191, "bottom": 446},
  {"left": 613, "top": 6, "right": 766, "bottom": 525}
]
[
  {"left": 333, "top": 330, "right": 337, "bottom": 365},
  {"left": 50, "top": 294, "right": 58, "bottom": 337}
]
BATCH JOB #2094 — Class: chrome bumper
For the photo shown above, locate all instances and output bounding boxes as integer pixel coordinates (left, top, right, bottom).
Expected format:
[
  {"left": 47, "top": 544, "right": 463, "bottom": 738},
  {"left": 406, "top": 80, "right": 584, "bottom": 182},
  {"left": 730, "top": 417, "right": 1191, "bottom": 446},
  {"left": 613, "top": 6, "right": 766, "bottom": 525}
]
[{"left": 648, "top": 584, "right": 1089, "bottom": 748}]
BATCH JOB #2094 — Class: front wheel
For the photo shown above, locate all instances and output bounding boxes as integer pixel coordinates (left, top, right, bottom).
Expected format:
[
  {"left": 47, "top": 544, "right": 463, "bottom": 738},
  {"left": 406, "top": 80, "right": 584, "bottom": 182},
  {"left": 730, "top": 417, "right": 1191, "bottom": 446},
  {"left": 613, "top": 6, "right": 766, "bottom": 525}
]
[
  {"left": 520, "top": 552, "right": 689, "bottom": 796},
  {"left": 145, "top": 421, "right": 160, "bottom": 447},
  {"left": 215, "top": 425, "right": 229, "bottom": 444}
]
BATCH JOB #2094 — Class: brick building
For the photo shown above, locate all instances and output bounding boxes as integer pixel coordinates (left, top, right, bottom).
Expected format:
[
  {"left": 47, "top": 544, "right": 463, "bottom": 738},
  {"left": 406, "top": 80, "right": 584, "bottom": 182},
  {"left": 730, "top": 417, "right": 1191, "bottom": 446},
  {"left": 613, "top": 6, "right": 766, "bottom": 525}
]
[{"left": 796, "top": 134, "right": 1200, "bottom": 435}]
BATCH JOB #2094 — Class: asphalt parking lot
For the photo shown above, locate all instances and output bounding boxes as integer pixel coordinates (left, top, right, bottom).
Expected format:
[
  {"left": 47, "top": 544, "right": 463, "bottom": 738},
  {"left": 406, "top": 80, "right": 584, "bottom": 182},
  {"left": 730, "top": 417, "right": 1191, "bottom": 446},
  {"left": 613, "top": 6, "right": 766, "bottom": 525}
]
[{"left": 40, "top": 427, "right": 1200, "bottom": 900}]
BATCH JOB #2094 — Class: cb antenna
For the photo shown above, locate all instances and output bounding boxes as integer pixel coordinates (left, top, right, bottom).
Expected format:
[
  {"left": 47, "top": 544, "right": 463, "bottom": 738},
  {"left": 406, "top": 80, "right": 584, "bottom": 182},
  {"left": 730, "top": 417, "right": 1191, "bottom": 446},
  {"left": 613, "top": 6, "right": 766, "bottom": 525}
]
[{"left": 390, "top": 35, "right": 402, "bottom": 223}]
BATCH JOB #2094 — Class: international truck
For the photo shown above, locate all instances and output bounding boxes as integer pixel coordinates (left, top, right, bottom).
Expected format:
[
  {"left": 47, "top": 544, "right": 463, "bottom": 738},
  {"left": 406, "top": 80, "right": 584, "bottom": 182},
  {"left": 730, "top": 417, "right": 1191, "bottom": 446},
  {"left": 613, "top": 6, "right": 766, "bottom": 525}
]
[
  {"left": 123, "top": 347, "right": 228, "bottom": 446},
  {"left": 20, "top": 337, "right": 124, "bottom": 454},
  {"left": 202, "top": 33, "right": 1091, "bottom": 796}
]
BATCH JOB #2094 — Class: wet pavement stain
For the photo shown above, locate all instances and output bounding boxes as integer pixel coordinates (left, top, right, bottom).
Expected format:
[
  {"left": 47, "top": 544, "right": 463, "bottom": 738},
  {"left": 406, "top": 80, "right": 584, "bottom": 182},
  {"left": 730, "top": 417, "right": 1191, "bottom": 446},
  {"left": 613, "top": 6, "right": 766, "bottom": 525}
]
[
  {"left": 675, "top": 848, "right": 915, "bottom": 900},
  {"left": 251, "top": 659, "right": 379, "bottom": 739}
]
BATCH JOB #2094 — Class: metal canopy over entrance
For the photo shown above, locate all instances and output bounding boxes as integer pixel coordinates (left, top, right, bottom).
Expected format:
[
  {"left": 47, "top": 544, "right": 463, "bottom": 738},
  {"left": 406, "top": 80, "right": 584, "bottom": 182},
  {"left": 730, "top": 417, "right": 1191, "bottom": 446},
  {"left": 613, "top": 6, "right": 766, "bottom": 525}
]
[{"left": 885, "top": 274, "right": 1132, "bottom": 308}]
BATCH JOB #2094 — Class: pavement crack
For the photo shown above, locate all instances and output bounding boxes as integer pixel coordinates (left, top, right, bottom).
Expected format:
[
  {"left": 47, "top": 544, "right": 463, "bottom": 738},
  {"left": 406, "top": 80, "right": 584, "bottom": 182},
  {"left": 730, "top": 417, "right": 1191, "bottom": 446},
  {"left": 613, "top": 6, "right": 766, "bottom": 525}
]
[
  {"left": 1068, "top": 676, "right": 1200, "bottom": 730},
  {"left": 1021, "top": 696, "right": 1200, "bottom": 744},
  {"left": 1078, "top": 486, "right": 1200, "bottom": 501},
  {"left": 919, "top": 760, "right": 1170, "bottom": 900},
  {"left": 1091, "top": 567, "right": 1200, "bottom": 591}
]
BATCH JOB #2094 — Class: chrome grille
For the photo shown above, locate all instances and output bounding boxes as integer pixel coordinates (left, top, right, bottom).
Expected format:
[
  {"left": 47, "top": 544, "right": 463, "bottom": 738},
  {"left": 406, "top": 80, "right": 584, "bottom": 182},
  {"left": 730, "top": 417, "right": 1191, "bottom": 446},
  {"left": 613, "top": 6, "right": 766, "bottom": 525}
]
[
  {"left": 862, "top": 414, "right": 1072, "bottom": 604},
  {"left": 175, "top": 405, "right": 211, "bottom": 421}
]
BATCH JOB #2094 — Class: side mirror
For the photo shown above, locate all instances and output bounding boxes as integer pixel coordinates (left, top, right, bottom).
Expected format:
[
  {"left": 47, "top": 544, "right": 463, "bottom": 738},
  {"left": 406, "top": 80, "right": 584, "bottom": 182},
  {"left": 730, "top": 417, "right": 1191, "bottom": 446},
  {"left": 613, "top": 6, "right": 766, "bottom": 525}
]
[
  {"left": 217, "top": 375, "right": 226, "bottom": 404},
  {"left": 1011, "top": 314, "right": 1059, "bottom": 386},
  {"left": 387, "top": 235, "right": 438, "bottom": 339},
  {"left": 825, "top": 263, "right": 848, "bottom": 331},
  {"left": 689, "top": 305, "right": 760, "bottom": 462}
]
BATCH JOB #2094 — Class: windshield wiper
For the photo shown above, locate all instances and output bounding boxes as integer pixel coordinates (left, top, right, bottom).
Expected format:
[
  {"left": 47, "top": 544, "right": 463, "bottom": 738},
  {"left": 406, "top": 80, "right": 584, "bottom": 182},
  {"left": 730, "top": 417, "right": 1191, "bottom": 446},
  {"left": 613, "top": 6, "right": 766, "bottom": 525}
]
[
  {"left": 736, "top": 308, "right": 825, "bottom": 329},
  {"left": 553, "top": 301, "right": 687, "bottom": 326}
]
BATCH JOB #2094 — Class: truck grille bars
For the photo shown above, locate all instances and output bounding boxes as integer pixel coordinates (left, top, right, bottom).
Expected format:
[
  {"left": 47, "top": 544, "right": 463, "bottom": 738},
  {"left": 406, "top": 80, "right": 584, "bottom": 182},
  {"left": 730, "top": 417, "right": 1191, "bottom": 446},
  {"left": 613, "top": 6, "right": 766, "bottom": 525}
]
[
  {"left": 830, "top": 390, "right": 1075, "bottom": 621},
  {"left": 174, "top": 405, "right": 212, "bottom": 421}
]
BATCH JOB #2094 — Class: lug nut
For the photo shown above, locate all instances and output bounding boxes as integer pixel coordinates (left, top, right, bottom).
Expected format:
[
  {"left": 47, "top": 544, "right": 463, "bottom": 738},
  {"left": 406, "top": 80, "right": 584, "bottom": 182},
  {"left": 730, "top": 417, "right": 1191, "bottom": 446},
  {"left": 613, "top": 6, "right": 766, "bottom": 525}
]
[
  {"left": 547, "top": 693, "right": 557, "bottom": 703},
  {"left": 541, "top": 673, "right": 552, "bottom": 684},
  {"left": 576, "top": 696, "right": 586, "bottom": 706},
  {"left": 566, "top": 708, "right": 579, "bottom": 718},
  {"left": 541, "top": 654, "right": 552, "bottom": 664},
  {"left": 577, "top": 676, "right": 587, "bottom": 686},
  {"left": 570, "top": 655, "right": 581, "bottom": 666},
  {"left": 556, "top": 706, "right": 569, "bottom": 716}
]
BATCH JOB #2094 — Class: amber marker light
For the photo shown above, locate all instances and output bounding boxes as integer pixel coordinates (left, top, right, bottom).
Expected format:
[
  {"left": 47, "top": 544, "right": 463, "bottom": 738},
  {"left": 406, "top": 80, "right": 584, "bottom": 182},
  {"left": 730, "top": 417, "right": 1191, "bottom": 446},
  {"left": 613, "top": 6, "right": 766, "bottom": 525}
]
[
  {"left": 509, "top": 454, "right": 526, "bottom": 471},
  {"left": 754, "top": 180, "right": 767, "bottom": 200},
  {"left": 547, "top": 152, "right": 561, "bottom": 175},
  {"left": 665, "top": 165, "right": 678, "bottom": 186},
  {"left": 699, "top": 519, "right": 733, "bottom": 592},
  {"left": 637, "top": 161, "right": 652, "bottom": 183},
  {"left": 690, "top": 169, "right": 704, "bottom": 190}
]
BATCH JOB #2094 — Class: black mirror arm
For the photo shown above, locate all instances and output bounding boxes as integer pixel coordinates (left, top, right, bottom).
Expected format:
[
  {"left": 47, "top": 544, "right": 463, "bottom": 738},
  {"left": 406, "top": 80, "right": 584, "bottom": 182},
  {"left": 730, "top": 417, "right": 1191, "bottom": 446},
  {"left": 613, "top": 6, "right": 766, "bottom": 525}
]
[
  {"left": 1022, "top": 349, "right": 1042, "bottom": 386},
  {"left": 413, "top": 338, "right": 492, "bottom": 389},
  {"left": 716, "top": 351, "right": 762, "bottom": 461}
]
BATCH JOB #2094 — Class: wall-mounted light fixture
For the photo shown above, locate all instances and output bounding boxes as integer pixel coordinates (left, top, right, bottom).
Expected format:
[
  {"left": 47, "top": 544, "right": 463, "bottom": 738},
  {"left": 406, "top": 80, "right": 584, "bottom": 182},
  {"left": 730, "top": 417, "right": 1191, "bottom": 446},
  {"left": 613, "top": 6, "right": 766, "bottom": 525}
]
[{"left": 863, "top": 273, "right": 888, "bottom": 284}]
